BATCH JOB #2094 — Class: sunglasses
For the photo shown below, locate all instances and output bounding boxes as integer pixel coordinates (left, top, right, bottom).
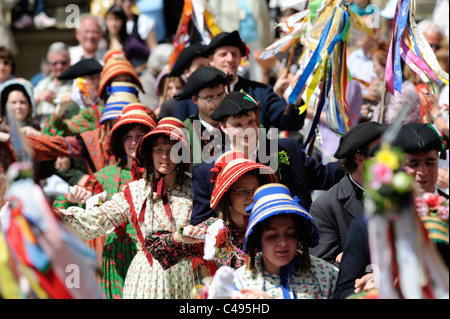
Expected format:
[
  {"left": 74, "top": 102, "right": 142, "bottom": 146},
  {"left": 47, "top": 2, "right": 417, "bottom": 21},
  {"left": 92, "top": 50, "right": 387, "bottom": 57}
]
[{"left": 50, "top": 60, "right": 68, "bottom": 67}]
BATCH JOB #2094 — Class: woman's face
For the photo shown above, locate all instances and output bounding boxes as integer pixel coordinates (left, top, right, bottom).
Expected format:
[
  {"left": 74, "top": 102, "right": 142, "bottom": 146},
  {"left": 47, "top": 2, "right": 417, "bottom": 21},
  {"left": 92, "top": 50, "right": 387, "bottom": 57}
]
[
  {"left": 105, "top": 13, "right": 123, "bottom": 35},
  {"left": 373, "top": 57, "right": 385, "bottom": 80},
  {"left": 152, "top": 136, "right": 178, "bottom": 176},
  {"left": 123, "top": 124, "right": 148, "bottom": 160},
  {"left": 7, "top": 90, "right": 30, "bottom": 122},
  {"left": 229, "top": 173, "right": 260, "bottom": 215},
  {"left": 261, "top": 215, "right": 298, "bottom": 275},
  {"left": 111, "top": 74, "right": 133, "bottom": 83},
  {"left": 0, "top": 58, "right": 12, "bottom": 83},
  {"left": 166, "top": 80, "right": 184, "bottom": 99}
]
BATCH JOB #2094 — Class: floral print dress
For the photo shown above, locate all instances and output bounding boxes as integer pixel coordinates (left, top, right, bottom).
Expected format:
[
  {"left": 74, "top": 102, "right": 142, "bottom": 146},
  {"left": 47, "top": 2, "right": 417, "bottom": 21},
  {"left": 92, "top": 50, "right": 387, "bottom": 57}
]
[
  {"left": 145, "top": 217, "right": 247, "bottom": 273},
  {"left": 53, "top": 164, "right": 137, "bottom": 299},
  {"left": 233, "top": 253, "right": 339, "bottom": 299},
  {"left": 55, "top": 174, "right": 202, "bottom": 299}
]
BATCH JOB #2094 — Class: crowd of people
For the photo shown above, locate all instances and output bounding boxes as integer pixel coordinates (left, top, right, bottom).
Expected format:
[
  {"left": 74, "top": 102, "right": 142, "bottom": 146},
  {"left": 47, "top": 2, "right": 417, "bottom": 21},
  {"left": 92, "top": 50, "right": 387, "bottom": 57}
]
[{"left": 0, "top": 0, "right": 448, "bottom": 300}]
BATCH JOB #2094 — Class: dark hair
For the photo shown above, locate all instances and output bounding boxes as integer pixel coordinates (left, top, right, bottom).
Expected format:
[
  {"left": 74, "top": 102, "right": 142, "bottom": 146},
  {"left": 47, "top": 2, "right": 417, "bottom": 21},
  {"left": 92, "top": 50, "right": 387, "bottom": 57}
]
[
  {"left": 219, "top": 109, "right": 258, "bottom": 126},
  {"left": 0, "top": 46, "right": 16, "bottom": 75},
  {"left": 142, "top": 133, "right": 188, "bottom": 186},
  {"left": 217, "top": 170, "right": 265, "bottom": 225},
  {"left": 339, "top": 147, "right": 368, "bottom": 173},
  {"left": 104, "top": 5, "right": 128, "bottom": 49},
  {"left": 113, "top": 123, "right": 151, "bottom": 165},
  {"left": 245, "top": 214, "right": 311, "bottom": 274}
]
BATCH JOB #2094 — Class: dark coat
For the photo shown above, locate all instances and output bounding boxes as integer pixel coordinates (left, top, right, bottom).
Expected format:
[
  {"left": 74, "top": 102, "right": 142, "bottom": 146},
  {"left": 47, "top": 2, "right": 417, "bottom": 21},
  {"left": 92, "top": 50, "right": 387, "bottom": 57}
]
[
  {"left": 334, "top": 190, "right": 449, "bottom": 299},
  {"left": 309, "top": 173, "right": 365, "bottom": 267},
  {"left": 190, "top": 137, "right": 345, "bottom": 226},
  {"left": 333, "top": 215, "right": 370, "bottom": 299},
  {"left": 174, "top": 76, "right": 306, "bottom": 131}
]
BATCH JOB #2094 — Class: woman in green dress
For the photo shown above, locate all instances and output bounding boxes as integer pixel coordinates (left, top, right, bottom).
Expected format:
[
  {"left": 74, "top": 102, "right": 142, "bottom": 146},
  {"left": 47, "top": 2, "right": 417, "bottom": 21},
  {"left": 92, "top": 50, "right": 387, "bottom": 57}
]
[{"left": 53, "top": 102, "right": 156, "bottom": 298}]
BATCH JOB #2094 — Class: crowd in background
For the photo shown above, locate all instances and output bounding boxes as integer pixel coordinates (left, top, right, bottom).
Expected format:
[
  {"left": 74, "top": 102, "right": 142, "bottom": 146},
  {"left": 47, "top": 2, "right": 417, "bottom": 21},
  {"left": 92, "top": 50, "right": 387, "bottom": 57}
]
[{"left": 0, "top": 0, "right": 448, "bottom": 300}]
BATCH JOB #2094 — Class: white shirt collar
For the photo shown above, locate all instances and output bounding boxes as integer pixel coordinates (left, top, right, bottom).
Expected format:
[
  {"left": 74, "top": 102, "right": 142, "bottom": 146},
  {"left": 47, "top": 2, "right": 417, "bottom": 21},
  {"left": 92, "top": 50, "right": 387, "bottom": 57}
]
[
  {"left": 349, "top": 173, "right": 366, "bottom": 192},
  {"left": 198, "top": 113, "right": 217, "bottom": 133}
]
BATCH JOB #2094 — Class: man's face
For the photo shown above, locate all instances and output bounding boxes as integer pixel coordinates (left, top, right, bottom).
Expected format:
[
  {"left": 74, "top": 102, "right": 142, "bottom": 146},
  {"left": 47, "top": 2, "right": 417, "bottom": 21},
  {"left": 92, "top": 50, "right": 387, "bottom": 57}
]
[
  {"left": 192, "top": 85, "right": 226, "bottom": 123},
  {"left": 424, "top": 28, "right": 442, "bottom": 52},
  {"left": 403, "top": 150, "right": 439, "bottom": 193},
  {"left": 184, "top": 57, "right": 210, "bottom": 78},
  {"left": 76, "top": 18, "right": 103, "bottom": 54},
  {"left": 48, "top": 51, "right": 70, "bottom": 78},
  {"left": 220, "top": 111, "right": 258, "bottom": 155},
  {"left": 209, "top": 46, "right": 241, "bottom": 77}
]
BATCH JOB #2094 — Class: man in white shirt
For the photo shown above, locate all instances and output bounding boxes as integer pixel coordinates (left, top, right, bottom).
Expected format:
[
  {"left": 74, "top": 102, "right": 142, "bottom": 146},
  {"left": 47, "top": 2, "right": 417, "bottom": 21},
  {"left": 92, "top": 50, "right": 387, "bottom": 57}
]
[
  {"left": 68, "top": 14, "right": 106, "bottom": 65},
  {"left": 34, "top": 42, "right": 73, "bottom": 126}
]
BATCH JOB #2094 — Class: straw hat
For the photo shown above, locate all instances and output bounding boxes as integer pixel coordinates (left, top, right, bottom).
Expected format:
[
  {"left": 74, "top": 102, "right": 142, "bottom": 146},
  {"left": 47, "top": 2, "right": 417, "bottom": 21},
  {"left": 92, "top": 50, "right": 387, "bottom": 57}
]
[
  {"left": 209, "top": 150, "right": 279, "bottom": 210},
  {"left": 108, "top": 102, "right": 157, "bottom": 158},
  {"left": 99, "top": 82, "right": 140, "bottom": 124},
  {"left": 98, "top": 51, "right": 144, "bottom": 98},
  {"left": 243, "top": 183, "right": 319, "bottom": 252},
  {"left": 135, "top": 117, "right": 190, "bottom": 169}
]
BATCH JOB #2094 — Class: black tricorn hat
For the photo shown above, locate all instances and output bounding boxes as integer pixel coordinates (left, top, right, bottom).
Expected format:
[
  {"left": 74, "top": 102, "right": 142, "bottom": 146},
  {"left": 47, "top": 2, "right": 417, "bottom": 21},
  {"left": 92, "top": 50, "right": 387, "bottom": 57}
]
[
  {"left": 369, "top": 122, "right": 448, "bottom": 159},
  {"left": 210, "top": 91, "right": 259, "bottom": 121},
  {"left": 204, "top": 31, "right": 248, "bottom": 58},
  {"left": 334, "top": 121, "right": 390, "bottom": 159},
  {"left": 173, "top": 67, "right": 228, "bottom": 100},
  {"left": 168, "top": 43, "right": 209, "bottom": 77},
  {"left": 57, "top": 58, "right": 103, "bottom": 81}
]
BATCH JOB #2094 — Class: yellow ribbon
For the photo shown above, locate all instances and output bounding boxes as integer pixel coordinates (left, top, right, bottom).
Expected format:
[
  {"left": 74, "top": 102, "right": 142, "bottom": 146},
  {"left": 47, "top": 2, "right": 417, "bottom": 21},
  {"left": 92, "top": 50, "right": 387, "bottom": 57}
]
[
  {"left": 300, "top": 59, "right": 326, "bottom": 114},
  {"left": 0, "top": 235, "right": 21, "bottom": 298}
]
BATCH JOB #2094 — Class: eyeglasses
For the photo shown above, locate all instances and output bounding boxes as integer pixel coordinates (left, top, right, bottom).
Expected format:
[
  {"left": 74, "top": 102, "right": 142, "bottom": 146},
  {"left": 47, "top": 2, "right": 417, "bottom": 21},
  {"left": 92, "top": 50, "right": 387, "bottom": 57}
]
[
  {"left": 230, "top": 188, "right": 258, "bottom": 197},
  {"left": 50, "top": 60, "right": 68, "bottom": 67},
  {"left": 430, "top": 44, "right": 441, "bottom": 51},
  {"left": 197, "top": 91, "right": 226, "bottom": 103}
]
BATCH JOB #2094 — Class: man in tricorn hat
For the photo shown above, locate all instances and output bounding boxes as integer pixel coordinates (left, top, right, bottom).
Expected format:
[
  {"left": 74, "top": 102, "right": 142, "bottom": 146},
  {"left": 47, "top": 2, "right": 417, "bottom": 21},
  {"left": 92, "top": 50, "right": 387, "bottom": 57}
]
[
  {"left": 174, "top": 31, "right": 306, "bottom": 133},
  {"left": 309, "top": 121, "right": 390, "bottom": 267},
  {"left": 334, "top": 122, "right": 449, "bottom": 299},
  {"left": 159, "top": 43, "right": 210, "bottom": 119},
  {"left": 174, "top": 66, "right": 228, "bottom": 169},
  {"left": 190, "top": 91, "right": 345, "bottom": 226},
  {"left": 370, "top": 122, "right": 448, "bottom": 197},
  {"left": 41, "top": 57, "right": 103, "bottom": 135}
]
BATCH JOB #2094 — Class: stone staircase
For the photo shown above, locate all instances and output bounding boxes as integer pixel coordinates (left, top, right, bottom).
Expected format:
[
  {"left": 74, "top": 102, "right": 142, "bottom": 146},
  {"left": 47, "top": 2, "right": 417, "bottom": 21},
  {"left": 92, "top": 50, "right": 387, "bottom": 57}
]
[{"left": 11, "top": 0, "right": 91, "bottom": 80}]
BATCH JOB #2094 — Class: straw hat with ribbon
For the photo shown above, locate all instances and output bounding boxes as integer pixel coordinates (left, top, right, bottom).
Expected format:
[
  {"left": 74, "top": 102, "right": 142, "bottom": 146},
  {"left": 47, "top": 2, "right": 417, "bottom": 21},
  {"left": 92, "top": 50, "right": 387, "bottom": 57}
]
[
  {"left": 108, "top": 102, "right": 157, "bottom": 161},
  {"left": 99, "top": 81, "right": 140, "bottom": 124},
  {"left": 133, "top": 118, "right": 191, "bottom": 241},
  {"left": 98, "top": 50, "right": 144, "bottom": 98},
  {"left": 243, "top": 183, "right": 320, "bottom": 253},
  {"left": 135, "top": 117, "right": 190, "bottom": 170},
  {"left": 209, "top": 150, "right": 279, "bottom": 210}
]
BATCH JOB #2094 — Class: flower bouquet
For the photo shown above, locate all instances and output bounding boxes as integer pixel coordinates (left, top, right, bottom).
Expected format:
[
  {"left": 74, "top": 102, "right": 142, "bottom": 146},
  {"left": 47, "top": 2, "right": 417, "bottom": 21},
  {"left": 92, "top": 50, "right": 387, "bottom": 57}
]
[
  {"left": 416, "top": 192, "right": 449, "bottom": 245},
  {"left": 202, "top": 219, "right": 235, "bottom": 261},
  {"left": 363, "top": 143, "right": 449, "bottom": 299}
]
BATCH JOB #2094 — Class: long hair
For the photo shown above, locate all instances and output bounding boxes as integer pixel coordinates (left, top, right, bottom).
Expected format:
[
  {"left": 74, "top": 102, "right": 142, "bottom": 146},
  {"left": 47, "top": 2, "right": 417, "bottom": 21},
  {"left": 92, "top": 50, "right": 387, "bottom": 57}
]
[
  {"left": 112, "top": 123, "right": 151, "bottom": 165},
  {"left": 104, "top": 5, "right": 128, "bottom": 49},
  {"left": 245, "top": 214, "right": 311, "bottom": 274},
  {"left": 142, "top": 133, "right": 187, "bottom": 187}
]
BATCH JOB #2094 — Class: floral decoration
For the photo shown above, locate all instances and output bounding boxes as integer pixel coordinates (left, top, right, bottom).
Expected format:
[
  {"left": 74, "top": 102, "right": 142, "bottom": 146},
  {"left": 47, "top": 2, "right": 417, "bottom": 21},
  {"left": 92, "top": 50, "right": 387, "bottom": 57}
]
[
  {"left": 277, "top": 150, "right": 290, "bottom": 180},
  {"left": 416, "top": 192, "right": 449, "bottom": 222},
  {"left": 364, "top": 143, "right": 414, "bottom": 215}
]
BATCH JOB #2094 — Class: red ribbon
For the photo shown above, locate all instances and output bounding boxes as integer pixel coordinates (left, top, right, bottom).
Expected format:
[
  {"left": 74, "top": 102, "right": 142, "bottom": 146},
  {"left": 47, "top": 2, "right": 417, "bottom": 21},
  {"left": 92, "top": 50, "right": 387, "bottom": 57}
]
[{"left": 152, "top": 174, "right": 173, "bottom": 223}]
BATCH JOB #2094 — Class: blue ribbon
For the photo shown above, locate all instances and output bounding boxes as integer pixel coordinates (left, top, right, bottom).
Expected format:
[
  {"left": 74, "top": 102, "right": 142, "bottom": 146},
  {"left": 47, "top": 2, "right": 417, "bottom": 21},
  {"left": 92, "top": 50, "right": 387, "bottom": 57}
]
[
  {"left": 302, "top": 62, "right": 332, "bottom": 151},
  {"left": 393, "top": 0, "right": 410, "bottom": 94},
  {"left": 288, "top": 8, "right": 336, "bottom": 105},
  {"left": 106, "top": 85, "right": 138, "bottom": 96}
]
